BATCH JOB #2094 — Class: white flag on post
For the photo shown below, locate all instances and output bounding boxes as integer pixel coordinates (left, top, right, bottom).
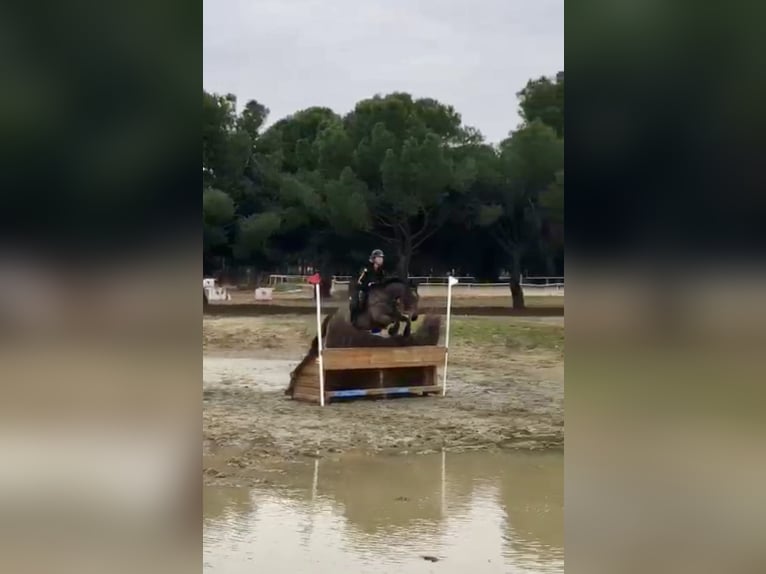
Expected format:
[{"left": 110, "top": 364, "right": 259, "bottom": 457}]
[{"left": 443, "top": 275, "right": 458, "bottom": 396}]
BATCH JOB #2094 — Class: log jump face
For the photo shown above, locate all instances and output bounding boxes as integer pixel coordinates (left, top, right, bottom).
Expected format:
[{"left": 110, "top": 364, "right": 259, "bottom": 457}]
[{"left": 288, "top": 345, "right": 446, "bottom": 405}]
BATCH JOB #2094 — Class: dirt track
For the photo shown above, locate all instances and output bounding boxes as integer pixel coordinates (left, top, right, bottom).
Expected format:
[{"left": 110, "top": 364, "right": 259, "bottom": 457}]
[
  {"left": 204, "top": 303, "right": 564, "bottom": 317},
  {"left": 203, "top": 315, "right": 564, "bottom": 486}
]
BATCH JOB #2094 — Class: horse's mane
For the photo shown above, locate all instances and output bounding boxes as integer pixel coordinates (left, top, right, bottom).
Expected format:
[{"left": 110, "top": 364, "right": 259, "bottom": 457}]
[
  {"left": 380, "top": 276, "right": 405, "bottom": 287},
  {"left": 372, "top": 277, "right": 417, "bottom": 290}
]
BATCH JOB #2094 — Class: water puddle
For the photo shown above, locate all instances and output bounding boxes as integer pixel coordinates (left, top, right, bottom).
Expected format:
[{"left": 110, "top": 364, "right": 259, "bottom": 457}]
[
  {"left": 203, "top": 357, "right": 296, "bottom": 392},
  {"left": 204, "top": 450, "right": 562, "bottom": 573}
]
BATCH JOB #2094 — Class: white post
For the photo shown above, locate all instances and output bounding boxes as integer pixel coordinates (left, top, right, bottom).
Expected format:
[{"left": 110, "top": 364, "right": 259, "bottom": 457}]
[
  {"left": 315, "top": 283, "right": 325, "bottom": 406},
  {"left": 442, "top": 276, "right": 458, "bottom": 396}
]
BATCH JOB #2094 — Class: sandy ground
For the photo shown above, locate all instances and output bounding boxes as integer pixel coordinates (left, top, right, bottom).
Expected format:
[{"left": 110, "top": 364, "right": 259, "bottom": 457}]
[{"left": 203, "top": 314, "right": 563, "bottom": 486}]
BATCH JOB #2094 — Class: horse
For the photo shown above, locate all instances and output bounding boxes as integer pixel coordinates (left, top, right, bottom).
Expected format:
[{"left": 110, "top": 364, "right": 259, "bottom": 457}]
[
  {"left": 284, "top": 278, "right": 420, "bottom": 397},
  {"left": 285, "top": 312, "right": 441, "bottom": 397},
  {"left": 349, "top": 277, "right": 420, "bottom": 337}
]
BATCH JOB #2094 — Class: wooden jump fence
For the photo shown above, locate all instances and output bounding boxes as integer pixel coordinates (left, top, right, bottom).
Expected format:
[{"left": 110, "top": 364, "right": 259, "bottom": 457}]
[{"left": 287, "top": 277, "right": 459, "bottom": 405}]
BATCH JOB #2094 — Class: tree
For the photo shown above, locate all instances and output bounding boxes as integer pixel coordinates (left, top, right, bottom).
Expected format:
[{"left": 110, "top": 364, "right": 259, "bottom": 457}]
[
  {"left": 201, "top": 78, "right": 565, "bottom": 290},
  {"left": 203, "top": 188, "right": 235, "bottom": 252},
  {"left": 477, "top": 120, "right": 563, "bottom": 308},
  {"left": 254, "top": 110, "right": 370, "bottom": 286},
  {"left": 517, "top": 73, "right": 564, "bottom": 137},
  {"left": 232, "top": 211, "right": 282, "bottom": 261},
  {"left": 517, "top": 73, "right": 564, "bottom": 275},
  {"left": 542, "top": 170, "right": 564, "bottom": 223},
  {"left": 203, "top": 91, "right": 286, "bottom": 270},
  {"left": 237, "top": 100, "right": 269, "bottom": 145},
  {"left": 345, "top": 93, "right": 476, "bottom": 276},
  {"left": 203, "top": 92, "right": 235, "bottom": 186},
  {"left": 258, "top": 107, "right": 339, "bottom": 173}
]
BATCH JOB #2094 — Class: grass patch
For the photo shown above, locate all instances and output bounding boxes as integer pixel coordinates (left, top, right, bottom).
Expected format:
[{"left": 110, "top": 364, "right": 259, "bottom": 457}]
[
  {"left": 203, "top": 316, "right": 316, "bottom": 351},
  {"left": 272, "top": 283, "right": 306, "bottom": 292},
  {"left": 419, "top": 295, "right": 563, "bottom": 308},
  {"left": 451, "top": 317, "right": 564, "bottom": 354},
  {"left": 203, "top": 315, "right": 564, "bottom": 360},
  {"left": 523, "top": 296, "right": 564, "bottom": 308}
]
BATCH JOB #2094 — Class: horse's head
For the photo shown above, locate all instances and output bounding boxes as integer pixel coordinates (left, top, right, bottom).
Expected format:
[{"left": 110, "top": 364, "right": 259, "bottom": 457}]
[
  {"left": 406, "top": 278, "right": 420, "bottom": 320},
  {"left": 383, "top": 277, "right": 420, "bottom": 320}
]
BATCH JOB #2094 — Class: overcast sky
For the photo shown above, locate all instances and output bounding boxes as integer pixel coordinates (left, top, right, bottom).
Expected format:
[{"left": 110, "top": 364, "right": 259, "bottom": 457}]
[{"left": 203, "top": 0, "right": 563, "bottom": 143}]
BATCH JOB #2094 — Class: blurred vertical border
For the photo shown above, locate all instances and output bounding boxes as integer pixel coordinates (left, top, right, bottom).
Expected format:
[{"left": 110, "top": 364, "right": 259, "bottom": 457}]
[
  {"left": 0, "top": 1, "right": 201, "bottom": 573},
  {"left": 566, "top": 1, "right": 766, "bottom": 573}
]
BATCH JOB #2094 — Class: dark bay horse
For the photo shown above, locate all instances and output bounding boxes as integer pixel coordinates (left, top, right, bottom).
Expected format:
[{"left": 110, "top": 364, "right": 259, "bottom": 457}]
[
  {"left": 285, "top": 280, "right": 423, "bottom": 396},
  {"left": 349, "top": 277, "right": 420, "bottom": 337}
]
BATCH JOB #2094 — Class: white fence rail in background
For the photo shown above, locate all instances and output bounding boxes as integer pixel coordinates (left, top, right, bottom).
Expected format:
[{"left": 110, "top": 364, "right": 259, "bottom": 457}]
[
  {"left": 269, "top": 274, "right": 564, "bottom": 287},
  {"left": 210, "top": 275, "right": 564, "bottom": 299},
  {"left": 329, "top": 277, "right": 564, "bottom": 297},
  {"left": 268, "top": 274, "right": 316, "bottom": 285},
  {"left": 513, "top": 276, "right": 565, "bottom": 287}
]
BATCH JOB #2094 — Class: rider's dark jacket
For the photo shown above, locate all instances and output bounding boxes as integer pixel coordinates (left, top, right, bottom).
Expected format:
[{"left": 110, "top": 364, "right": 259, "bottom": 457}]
[{"left": 356, "top": 265, "right": 386, "bottom": 292}]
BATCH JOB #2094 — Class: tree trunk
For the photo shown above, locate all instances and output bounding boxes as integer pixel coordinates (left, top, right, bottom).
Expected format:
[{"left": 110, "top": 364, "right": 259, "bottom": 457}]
[
  {"left": 509, "top": 249, "right": 525, "bottom": 309},
  {"left": 314, "top": 251, "right": 334, "bottom": 299},
  {"left": 319, "top": 276, "right": 332, "bottom": 298},
  {"left": 545, "top": 252, "right": 556, "bottom": 277},
  {"left": 396, "top": 236, "right": 412, "bottom": 278},
  {"left": 396, "top": 254, "right": 410, "bottom": 278}
]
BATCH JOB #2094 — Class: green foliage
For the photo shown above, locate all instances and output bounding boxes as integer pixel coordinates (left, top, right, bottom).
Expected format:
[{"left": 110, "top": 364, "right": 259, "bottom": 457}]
[
  {"left": 202, "top": 73, "right": 565, "bottom": 284},
  {"left": 237, "top": 100, "right": 269, "bottom": 143},
  {"left": 517, "top": 74, "right": 564, "bottom": 137},
  {"left": 323, "top": 167, "right": 370, "bottom": 232},
  {"left": 234, "top": 212, "right": 282, "bottom": 258},
  {"left": 344, "top": 93, "right": 472, "bottom": 274},
  {"left": 501, "top": 120, "right": 563, "bottom": 191},
  {"left": 279, "top": 174, "right": 321, "bottom": 215},
  {"left": 542, "top": 170, "right": 564, "bottom": 223},
  {"left": 478, "top": 204, "right": 504, "bottom": 227},
  {"left": 471, "top": 77, "right": 565, "bottom": 306},
  {"left": 316, "top": 121, "right": 353, "bottom": 178},
  {"left": 452, "top": 317, "right": 564, "bottom": 354},
  {"left": 203, "top": 188, "right": 235, "bottom": 252},
  {"left": 203, "top": 188, "right": 235, "bottom": 225},
  {"left": 259, "top": 107, "right": 340, "bottom": 173}
]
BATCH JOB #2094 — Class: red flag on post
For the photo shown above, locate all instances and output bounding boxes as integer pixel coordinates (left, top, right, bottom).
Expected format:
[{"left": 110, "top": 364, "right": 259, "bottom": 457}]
[{"left": 307, "top": 273, "right": 321, "bottom": 285}]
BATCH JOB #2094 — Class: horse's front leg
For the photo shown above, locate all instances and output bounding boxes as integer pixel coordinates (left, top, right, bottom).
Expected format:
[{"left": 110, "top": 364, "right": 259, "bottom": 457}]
[
  {"left": 387, "top": 319, "right": 400, "bottom": 337},
  {"left": 402, "top": 315, "right": 412, "bottom": 337}
]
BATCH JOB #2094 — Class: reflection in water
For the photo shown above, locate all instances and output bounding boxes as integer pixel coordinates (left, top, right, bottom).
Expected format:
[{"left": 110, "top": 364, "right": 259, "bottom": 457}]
[{"left": 204, "top": 450, "right": 562, "bottom": 573}]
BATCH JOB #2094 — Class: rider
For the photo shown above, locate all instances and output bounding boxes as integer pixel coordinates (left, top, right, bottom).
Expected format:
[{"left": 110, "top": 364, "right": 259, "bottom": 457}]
[{"left": 352, "top": 249, "right": 386, "bottom": 319}]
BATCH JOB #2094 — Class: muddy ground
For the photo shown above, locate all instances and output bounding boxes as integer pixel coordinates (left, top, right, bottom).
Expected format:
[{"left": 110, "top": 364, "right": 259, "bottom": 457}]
[
  {"left": 204, "top": 302, "right": 564, "bottom": 317},
  {"left": 203, "top": 314, "right": 564, "bottom": 486},
  {"left": 205, "top": 292, "right": 564, "bottom": 317}
]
